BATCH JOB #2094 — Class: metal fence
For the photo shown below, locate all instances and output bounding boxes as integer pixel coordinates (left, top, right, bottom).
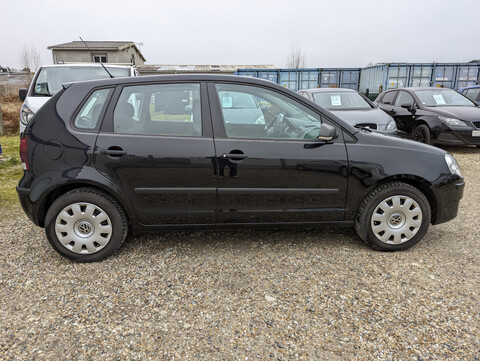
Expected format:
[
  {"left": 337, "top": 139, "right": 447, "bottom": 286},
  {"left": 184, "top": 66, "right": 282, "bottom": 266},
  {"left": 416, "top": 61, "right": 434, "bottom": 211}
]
[
  {"left": 237, "top": 63, "right": 480, "bottom": 97},
  {"left": 235, "top": 68, "right": 362, "bottom": 91},
  {"left": 359, "top": 63, "right": 480, "bottom": 98}
]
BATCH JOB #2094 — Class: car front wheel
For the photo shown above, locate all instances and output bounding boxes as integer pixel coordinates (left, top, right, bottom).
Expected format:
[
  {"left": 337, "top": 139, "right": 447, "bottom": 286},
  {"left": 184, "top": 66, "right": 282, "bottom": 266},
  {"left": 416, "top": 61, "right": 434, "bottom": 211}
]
[
  {"left": 412, "top": 124, "right": 431, "bottom": 144},
  {"left": 45, "top": 188, "right": 128, "bottom": 262},
  {"left": 355, "top": 182, "right": 431, "bottom": 251}
]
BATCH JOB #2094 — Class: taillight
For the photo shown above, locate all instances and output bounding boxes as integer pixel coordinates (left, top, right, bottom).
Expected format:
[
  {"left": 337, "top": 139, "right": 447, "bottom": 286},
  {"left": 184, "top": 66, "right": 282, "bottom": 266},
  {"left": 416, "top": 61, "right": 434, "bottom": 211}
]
[{"left": 20, "top": 135, "right": 29, "bottom": 170}]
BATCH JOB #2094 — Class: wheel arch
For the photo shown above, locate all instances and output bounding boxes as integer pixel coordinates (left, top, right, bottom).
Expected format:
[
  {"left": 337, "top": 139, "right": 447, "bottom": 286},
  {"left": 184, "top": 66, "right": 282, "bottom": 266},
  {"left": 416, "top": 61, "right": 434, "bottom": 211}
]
[
  {"left": 371, "top": 175, "right": 438, "bottom": 224},
  {"left": 37, "top": 181, "right": 136, "bottom": 228}
]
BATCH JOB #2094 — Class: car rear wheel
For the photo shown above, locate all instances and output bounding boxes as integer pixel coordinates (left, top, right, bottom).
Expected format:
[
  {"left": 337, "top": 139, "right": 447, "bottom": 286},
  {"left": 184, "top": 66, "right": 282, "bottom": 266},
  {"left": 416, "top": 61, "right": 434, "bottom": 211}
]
[
  {"left": 355, "top": 182, "right": 431, "bottom": 251},
  {"left": 412, "top": 124, "right": 431, "bottom": 144},
  {"left": 45, "top": 188, "right": 128, "bottom": 262}
]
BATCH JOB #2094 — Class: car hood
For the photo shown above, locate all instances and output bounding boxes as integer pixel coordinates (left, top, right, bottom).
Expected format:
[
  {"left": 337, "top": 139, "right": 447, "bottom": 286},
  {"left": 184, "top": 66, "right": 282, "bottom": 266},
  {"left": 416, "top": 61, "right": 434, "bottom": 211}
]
[
  {"left": 330, "top": 108, "right": 391, "bottom": 125},
  {"left": 428, "top": 106, "right": 480, "bottom": 121},
  {"left": 25, "top": 96, "right": 51, "bottom": 113},
  {"left": 356, "top": 128, "right": 446, "bottom": 155}
]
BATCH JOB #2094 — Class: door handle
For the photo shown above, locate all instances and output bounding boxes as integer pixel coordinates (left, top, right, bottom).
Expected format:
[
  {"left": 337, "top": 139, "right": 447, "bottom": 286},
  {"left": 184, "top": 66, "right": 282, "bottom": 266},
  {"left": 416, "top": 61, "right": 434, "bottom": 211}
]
[
  {"left": 101, "top": 147, "right": 127, "bottom": 157},
  {"left": 222, "top": 153, "right": 247, "bottom": 160}
]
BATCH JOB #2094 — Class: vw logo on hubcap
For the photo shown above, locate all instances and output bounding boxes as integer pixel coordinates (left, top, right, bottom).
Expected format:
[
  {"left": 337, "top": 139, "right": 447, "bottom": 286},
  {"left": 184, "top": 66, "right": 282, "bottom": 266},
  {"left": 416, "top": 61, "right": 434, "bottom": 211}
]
[
  {"left": 75, "top": 220, "right": 94, "bottom": 237},
  {"left": 389, "top": 213, "right": 404, "bottom": 228},
  {"left": 78, "top": 222, "right": 92, "bottom": 234}
]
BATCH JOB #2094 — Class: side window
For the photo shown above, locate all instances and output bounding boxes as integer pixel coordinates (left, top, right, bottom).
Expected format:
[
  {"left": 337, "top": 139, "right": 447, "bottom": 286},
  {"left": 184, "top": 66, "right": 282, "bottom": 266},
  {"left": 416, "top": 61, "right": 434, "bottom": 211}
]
[
  {"left": 465, "top": 88, "right": 480, "bottom": 102},
  {"left": 74, "top": 88, "right": 112, "bottom": 130},
  {"left": 380, "top": 91, "right": 396, "bottom": 105},
  {"left": 215, "top": 83, "right": 322, "bottom": 140},
  {"left": 114, "top": 83, "right": 201, "bottom": 136},
  {"left": 394, "top": 91, "right": 415, "bottom": 107}
]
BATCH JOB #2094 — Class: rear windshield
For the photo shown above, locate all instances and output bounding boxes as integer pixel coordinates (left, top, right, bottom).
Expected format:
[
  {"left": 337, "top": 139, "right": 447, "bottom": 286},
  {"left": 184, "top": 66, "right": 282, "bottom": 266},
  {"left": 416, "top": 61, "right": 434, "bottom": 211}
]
[
  {"left": 312, "top": 91, "right": 373, "bottom": 110},
  {"left": 33, "top": 66, "right": 130, "bottom": 96}
]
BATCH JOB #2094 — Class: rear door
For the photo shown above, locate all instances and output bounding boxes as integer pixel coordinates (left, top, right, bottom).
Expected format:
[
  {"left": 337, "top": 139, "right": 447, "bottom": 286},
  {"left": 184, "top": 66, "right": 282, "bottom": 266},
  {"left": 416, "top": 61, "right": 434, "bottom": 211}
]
[
  {"left": 208, "top": 82, "right": 349, "bottom": 224},
  {"left": 94, "top": 81, "right": 217, "bottom": 226}
]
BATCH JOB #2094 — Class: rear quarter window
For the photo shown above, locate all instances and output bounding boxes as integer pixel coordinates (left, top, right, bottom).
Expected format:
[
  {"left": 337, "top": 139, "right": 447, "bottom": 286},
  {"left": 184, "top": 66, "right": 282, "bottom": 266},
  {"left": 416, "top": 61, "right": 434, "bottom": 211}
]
[{"left": 73, "top": 88, "right": 112, "bottom": 130}]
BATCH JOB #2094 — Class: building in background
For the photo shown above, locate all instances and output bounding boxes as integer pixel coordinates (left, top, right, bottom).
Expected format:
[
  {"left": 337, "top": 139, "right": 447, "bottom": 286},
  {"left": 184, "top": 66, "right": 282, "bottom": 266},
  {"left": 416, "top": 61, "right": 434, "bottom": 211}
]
[{"left": 47, "top": 41, "right": 146, "bottom": 65}]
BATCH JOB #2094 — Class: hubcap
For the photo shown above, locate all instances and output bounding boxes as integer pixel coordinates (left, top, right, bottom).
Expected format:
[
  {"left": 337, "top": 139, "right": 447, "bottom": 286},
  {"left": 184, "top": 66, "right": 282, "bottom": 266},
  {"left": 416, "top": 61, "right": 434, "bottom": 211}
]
[
  {"left": 55, "top": 202, "right": 112, "bottom": 254},
  {"left": 370, "top": 195, "right": 422, "bottom": 245}
]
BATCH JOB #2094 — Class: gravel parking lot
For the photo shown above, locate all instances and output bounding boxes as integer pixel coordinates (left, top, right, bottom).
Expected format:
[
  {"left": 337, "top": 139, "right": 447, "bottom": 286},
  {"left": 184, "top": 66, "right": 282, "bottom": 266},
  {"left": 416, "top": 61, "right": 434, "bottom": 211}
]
[{"left": 1, "top": 146, "right": 479, "bottom": 360}]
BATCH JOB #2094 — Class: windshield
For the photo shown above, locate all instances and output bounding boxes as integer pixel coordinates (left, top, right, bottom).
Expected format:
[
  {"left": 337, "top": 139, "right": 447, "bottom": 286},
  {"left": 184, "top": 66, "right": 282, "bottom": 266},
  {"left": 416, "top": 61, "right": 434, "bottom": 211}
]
[
  {"left": 33, "top": 66, "right": 130, "bottom": 96},
  {"left": 312, "top": 91, "right": 373, "bottom": 110},
  {"left": 414, "top": 89, "right": 476, "bottom": 107}
]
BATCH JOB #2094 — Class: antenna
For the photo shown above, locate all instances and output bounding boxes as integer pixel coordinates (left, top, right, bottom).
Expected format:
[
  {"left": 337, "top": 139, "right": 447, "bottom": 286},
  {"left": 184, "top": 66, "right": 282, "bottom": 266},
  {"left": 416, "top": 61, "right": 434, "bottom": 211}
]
[{"left": 79, "top": 36, "right": 114, "bottom": 78}]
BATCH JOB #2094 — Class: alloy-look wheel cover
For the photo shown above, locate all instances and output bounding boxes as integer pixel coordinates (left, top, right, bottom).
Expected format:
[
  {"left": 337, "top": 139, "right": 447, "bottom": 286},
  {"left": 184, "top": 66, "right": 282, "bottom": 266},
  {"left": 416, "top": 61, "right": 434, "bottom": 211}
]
[
  {"left": 55, "top": 202, "right": 113, "bottom": 254},
  {"left": 370, "top": 195, "right": 423, "bottom": 245}
]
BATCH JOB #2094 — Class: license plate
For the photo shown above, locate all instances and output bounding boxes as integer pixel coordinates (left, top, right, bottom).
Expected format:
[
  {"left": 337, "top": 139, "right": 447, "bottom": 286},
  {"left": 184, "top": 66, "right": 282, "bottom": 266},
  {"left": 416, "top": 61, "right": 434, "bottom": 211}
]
[{"left": 473, "top": 130, "right": 480, "bottom": 137}]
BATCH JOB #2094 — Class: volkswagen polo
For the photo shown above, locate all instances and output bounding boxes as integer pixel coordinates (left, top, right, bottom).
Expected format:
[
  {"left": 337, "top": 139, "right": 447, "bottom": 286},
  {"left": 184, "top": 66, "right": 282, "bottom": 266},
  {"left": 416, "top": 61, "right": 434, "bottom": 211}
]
[{"left": 17, "top": 75, "right": 465, "bottom": 262}]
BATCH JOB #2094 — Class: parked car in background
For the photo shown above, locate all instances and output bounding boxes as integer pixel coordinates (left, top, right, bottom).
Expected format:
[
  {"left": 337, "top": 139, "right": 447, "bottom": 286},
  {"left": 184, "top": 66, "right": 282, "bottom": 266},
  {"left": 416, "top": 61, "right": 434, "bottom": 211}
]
[
  {"left": 18, "top": 63, "right": 137, "bottom": 135},
  {"left": 17, "top": 75, "right": 464, "bottom": 262},
  {"left": 298, "top": 88, "right": 397, "bottom": 135},
  {"left": 375, "top": 87, "right": 480, "bottom": 147},
  {"left": 458, "top": 85, "right": 480, "bottom": 104}
]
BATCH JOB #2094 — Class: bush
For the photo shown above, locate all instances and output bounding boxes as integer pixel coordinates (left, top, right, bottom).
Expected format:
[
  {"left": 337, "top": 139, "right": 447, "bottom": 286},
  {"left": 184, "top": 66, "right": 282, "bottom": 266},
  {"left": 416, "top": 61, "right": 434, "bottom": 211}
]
[{"left": 0, "top": 94, "right": 22, "bottom": 135}]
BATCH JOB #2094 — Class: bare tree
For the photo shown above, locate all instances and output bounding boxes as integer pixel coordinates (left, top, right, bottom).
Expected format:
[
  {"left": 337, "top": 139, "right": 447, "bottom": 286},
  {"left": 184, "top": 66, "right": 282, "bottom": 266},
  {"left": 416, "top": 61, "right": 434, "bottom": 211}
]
[
  {"left": 19, "top": 44, "right": 41, "bottom": 72},
  {"left": 19, "top": 44, "right": 41, "bottom": 84},
  {"left": 286, "top": 46, "right": 306, "bottom": 69}
]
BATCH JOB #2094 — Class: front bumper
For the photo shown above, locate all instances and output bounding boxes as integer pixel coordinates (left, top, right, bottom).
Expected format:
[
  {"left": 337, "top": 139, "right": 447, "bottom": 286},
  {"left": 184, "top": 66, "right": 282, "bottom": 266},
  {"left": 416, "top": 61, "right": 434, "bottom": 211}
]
[
  {"left": 435, "top": 125, "right": 480, "bottom": 146},
  {"left": 432, "top": 177, "right": 465, "bottom": 225}
]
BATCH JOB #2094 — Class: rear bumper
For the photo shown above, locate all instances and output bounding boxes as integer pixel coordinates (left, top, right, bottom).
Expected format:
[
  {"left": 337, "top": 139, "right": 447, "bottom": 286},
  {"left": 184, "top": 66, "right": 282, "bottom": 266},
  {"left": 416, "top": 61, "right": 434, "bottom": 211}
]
[{"left": 17, "top": 186, "right": 40, "bottom": 226}]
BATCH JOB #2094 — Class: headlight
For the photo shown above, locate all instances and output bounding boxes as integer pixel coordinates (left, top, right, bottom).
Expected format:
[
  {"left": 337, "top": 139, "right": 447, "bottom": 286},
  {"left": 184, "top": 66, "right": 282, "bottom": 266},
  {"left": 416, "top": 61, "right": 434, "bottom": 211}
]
[
  {"left": 439, "top": 116, "right": 467, "bottom": 127},
  {"left": 386, "top": 118, "right": 397, "bottom": 131},
  {"left": 445, "top": 153, "right": 462, "bottom": 177},
  {"left": 20, "top": 104, "right": 35, "bottom": 125}
]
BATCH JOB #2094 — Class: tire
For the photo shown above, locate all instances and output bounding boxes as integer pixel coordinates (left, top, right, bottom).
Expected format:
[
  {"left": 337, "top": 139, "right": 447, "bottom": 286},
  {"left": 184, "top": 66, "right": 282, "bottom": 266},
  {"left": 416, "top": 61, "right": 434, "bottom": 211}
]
[
  {"left": 45, "top": 188, "right": 128, "bottom": 262},
  {"left": 355, "top": 182, "right": 431, "bottom": 251},
  {"left": 412, "top": 124, "right": 431, "bottom": 144}
]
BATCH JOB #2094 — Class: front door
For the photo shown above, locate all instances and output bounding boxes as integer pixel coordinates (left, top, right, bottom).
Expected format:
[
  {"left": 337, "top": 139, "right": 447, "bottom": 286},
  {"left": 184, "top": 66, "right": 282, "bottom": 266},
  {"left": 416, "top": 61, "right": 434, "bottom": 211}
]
[
  {"left": 94, "top": 82, "right": 217, "bottom": 225},
  {"left": 208, "top": 82, "right": 349, "bottom": 224}
]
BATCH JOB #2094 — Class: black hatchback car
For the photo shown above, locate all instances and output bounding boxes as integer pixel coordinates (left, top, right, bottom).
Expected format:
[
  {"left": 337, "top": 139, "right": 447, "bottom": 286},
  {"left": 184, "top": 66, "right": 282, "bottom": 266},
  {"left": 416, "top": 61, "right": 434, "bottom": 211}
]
[
  {"left": 375, "top": 87, "right": 480, "bottom": 146},
  {"left": 17, "top": 75, "right": 465, "bottom": 262}
]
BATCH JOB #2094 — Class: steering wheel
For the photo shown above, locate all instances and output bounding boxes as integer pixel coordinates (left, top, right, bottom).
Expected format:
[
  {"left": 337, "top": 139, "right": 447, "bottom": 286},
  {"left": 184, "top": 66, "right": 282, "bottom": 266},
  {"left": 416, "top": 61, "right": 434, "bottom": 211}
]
[{"left": 266, "top": 113, "right": 284, "bottom": 137}]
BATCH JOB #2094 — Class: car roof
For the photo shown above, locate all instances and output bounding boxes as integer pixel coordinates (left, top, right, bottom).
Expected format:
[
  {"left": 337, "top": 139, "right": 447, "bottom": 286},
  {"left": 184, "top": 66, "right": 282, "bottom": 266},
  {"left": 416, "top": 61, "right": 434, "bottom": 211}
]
[
  {"left": 459, "top": 85, "right": 480, "bottom": 90},
  {"left": 384, "top": 87, "right": 456, "bottom": 92},
  {"left": 300, "top": 88, "right": 357, "bottom": 94},
  {"left": 40, "top": 63, "right": 133, "bottom": 69},
  {"left": 64, "top": 73, "right": 294, "bottom": 90}
]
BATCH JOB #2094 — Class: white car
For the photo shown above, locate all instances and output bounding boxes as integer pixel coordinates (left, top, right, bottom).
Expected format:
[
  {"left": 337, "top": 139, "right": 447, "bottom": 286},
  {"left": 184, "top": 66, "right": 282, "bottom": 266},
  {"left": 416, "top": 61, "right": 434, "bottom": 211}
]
[{"left": 19, "top": 63, "right": 137, "bottom": 135}]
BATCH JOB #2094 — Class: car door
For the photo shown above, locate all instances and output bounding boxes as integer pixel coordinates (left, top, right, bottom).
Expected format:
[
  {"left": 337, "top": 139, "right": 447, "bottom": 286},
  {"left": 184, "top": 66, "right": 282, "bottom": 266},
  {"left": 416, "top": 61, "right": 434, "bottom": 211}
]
[
  {"left": 392, "top": 90, "right": 418, "bottom": 132},
  {"left": 94, "top": 81, "right": 218, "bottom": 226},
  {"left": 208, "top": 82, "right": 349, "bottom": 224}
]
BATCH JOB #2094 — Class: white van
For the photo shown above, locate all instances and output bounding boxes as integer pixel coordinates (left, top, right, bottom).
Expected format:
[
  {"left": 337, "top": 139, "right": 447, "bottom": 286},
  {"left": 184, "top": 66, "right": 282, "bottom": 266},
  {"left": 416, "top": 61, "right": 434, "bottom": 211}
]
[{"left": 19, "top": 63, "right": 137, "bottom": 135}]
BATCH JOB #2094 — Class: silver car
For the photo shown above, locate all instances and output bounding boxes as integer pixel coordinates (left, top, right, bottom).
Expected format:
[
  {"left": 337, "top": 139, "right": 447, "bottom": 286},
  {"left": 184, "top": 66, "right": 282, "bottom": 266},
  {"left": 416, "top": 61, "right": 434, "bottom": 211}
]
[{"left": 298, "top": 88, "right": 397, "bottom": 135}]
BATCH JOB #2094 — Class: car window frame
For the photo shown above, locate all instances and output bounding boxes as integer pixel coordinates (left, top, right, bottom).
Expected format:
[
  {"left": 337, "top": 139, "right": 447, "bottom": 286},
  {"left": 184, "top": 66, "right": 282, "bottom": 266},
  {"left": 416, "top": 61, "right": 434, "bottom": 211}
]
[
  {"left": 394, "top": 90, "right": 416, "bottom": 107},
  {"left": 379, "top": 90, "right": 398, "bottom": 105},
  {"left": 207, "top": 81, "right": 352, "bottom": 144},
  {"left": 99, "top": 81, "right": 213, "bottom": 137},
  {"left": 70, "top": 86, "right": 115, "bottom": 133}
]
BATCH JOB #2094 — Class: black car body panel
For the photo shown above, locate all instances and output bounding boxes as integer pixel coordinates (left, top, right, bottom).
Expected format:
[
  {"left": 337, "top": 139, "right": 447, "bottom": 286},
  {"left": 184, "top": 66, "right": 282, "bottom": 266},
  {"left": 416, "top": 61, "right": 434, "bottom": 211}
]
[{"left": 18, "top": 75, "right": 464, "bottom": 239}]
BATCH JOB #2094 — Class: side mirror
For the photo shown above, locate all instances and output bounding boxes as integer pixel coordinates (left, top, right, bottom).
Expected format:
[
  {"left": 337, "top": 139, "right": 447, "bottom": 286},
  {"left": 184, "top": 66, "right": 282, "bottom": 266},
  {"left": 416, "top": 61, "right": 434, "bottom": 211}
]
[
  {"left": 317, "top": 123, "right": 337, "bottom": 142},
  {"left": 401, "top": 103, "right": 415, "bottom": 113},
  {"left": 19, "top": 88, "right": 27, "bottom": 102}
]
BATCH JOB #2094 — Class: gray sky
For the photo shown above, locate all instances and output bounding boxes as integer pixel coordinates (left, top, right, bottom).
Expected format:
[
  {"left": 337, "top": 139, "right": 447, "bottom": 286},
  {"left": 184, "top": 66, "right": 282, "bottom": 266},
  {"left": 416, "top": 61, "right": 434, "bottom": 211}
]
[{"left": 1, "top": 0, "right": 479, "bottom": 70}]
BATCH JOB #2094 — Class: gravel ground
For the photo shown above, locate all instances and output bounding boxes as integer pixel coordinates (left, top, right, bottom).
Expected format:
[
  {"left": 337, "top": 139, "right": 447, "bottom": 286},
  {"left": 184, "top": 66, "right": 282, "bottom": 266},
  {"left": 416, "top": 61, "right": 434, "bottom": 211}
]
[{"left": 1, "top": 146, "right": 479, "bottom": 360}]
